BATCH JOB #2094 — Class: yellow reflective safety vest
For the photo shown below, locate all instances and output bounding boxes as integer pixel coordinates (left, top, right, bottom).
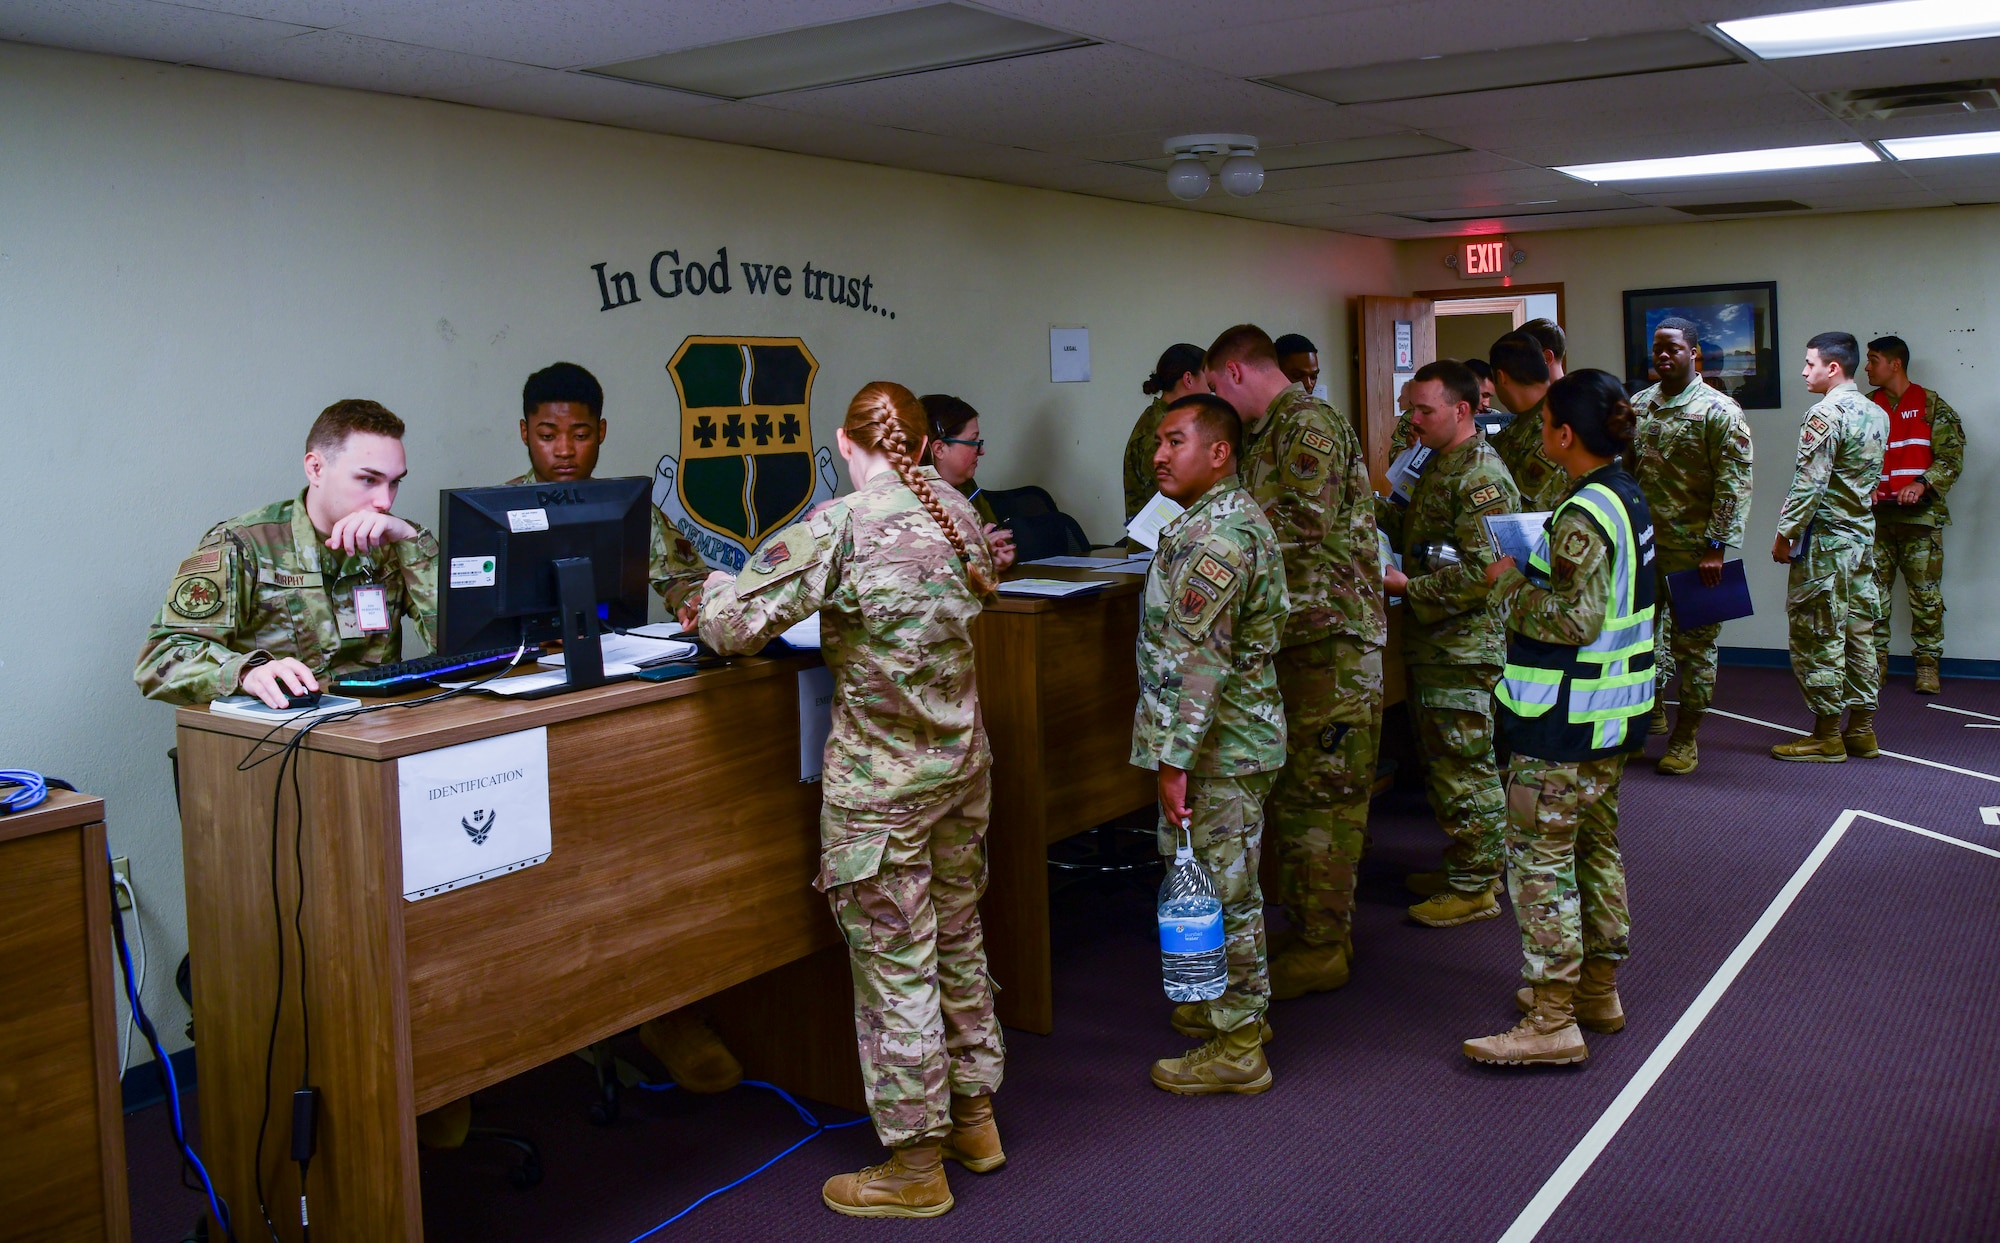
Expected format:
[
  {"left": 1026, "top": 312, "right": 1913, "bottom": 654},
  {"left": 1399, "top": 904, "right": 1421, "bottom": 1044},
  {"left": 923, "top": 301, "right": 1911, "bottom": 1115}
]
[{"left": 1496, "top": 467, "right": 1656, "bottom": 761}]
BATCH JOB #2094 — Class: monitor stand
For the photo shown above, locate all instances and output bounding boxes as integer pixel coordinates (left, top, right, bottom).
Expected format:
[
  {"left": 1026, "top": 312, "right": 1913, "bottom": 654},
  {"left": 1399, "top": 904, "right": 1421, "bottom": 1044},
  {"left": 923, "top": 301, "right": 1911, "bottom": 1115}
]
[{"left": 553, "top": 556, "right": 606, "bottom": 692}]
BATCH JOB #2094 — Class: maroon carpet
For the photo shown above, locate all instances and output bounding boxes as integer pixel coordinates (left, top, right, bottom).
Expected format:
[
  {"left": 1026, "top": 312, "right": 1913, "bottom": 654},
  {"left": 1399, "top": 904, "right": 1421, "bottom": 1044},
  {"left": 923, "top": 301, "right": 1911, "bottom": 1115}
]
[{"left": 126, "top": 666, "right": 2000, "bottom": 1242}]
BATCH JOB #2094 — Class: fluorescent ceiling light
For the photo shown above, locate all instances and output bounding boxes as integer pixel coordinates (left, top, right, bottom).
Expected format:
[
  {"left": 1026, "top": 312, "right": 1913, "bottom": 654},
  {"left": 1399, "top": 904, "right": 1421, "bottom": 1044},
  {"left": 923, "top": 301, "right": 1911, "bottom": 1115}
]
[
  {"left": 591, "top": 3, "right": 1090, "bottom": 99},
  {"left": 1881, "top": 130, "right": 2000, "bottom": 159},
  {"left": 1556, "top": 143, "right": 1879, "bottom": 182},
  {"left": 1719, "top": 1, "right": 2000, "bottom": 60},
  {"left": 1265, "top": 30, "right": 1736, "bottom": 105}
]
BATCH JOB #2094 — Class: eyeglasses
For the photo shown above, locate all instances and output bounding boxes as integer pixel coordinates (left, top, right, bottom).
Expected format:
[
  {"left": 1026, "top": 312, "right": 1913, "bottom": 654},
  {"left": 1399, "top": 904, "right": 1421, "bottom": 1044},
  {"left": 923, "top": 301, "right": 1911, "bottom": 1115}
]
[{"left": 939, "top": 437, "right": 985, "bottom": 450}]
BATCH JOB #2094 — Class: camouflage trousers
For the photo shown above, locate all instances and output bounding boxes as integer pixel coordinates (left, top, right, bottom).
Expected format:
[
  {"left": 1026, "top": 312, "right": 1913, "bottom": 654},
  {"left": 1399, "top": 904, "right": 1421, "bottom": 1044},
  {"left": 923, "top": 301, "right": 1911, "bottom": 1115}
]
[
  {"left": 1786, "top": 538, "right": 1880, "bottom": 717},
  {"left": 820, "top": 771, "right": 1005, "bottom": 1148},
  {"left": 1268, "top": 634, "right": 1383, "bottom": 950},
  {"left": 1503, "top": 753, "right": 1630, "bottom": 985},
  {"left": 1652, "top": 547, "right": 1724, "bottom": 714},
  {"left": 1873, "top": 521, "right": 1946, "bottom": 658},
  {"left": 1408, "top": 662, "right": 1506, "bottom": 892},
  {"left": 1157, "top": 770, "right": 1278, "bottom": 1035}
]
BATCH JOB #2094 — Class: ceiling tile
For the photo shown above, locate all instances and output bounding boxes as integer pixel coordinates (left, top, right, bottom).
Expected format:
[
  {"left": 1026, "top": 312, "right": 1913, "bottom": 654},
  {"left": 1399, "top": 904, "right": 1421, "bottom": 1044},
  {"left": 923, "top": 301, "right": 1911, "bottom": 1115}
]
[
  {"left": 196, "top": 28, "right": 524, "bottom": 94},
  {"left": 1759, "top": 36, "right": 2000, "bottom": 95},
  {"left": 0, "top": 0, "right": 311, "bottom": 62},
  {"left": 431, "top": 67, "right": 720, "bottom": 126},
  {"left": 1341, "top": 63, "right": 1801, "bottom": 131}
]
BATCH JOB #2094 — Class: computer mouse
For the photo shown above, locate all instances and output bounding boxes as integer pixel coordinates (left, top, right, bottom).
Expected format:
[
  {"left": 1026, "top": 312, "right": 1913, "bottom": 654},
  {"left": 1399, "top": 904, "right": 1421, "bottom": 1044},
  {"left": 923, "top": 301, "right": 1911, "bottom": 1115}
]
[{"left": 282, "top": 690, "right": 324, "bottom": 710}]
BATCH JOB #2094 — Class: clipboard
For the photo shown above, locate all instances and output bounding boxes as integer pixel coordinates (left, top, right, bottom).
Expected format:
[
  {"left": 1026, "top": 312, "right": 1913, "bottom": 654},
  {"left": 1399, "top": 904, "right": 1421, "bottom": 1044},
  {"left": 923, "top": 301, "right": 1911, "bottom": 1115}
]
[{"left": 1665, "top": 558, "right": 1754, "bottom": 628}]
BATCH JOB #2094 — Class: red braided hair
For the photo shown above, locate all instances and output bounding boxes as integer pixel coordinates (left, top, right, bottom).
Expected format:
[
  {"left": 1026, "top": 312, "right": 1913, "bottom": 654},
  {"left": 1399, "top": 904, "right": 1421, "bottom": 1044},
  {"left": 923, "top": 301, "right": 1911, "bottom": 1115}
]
[{"left": 844, "top": 381, "right": 997, "bottom": 596}]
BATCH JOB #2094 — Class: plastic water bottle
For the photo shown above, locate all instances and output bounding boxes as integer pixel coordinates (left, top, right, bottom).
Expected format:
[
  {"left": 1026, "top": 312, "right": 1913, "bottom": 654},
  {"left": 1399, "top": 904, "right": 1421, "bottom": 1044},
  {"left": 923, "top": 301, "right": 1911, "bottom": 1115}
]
[{"left": 1158, "top": 824, "right": 1227, "bottom": 1002}]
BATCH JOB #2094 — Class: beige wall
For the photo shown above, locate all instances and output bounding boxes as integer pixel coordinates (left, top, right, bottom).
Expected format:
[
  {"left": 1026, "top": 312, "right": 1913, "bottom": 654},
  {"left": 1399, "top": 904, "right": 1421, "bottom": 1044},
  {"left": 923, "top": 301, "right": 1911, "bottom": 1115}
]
[
  {"left": 1398, "top": 208, "right": 1995, "bottom": 661},
  {"left": 0, "top": 41, "right": 1397, "bottom": 1058}
]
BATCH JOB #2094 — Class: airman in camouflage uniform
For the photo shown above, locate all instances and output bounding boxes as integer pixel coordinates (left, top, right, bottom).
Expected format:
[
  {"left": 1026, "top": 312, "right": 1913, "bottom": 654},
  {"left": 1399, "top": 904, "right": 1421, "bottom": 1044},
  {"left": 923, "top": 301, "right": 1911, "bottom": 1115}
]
[
  {"left": 1772, "top": 338, "right": 1888, "bottom": 762},
  {"left": 505, "top": 466, "right": 708, "bottom": 614},
  {"left": 1131, "top": 426, "right": 1287, "bottom": 1092},
  {"left": 1866, "top": 342, "right": 1965, "bottom": 693},
  {"left": 1489, "top": 399, "right": 1570, "bottom": 511},
  {"left": 1630, "top": 328, "right": 1755, "bottom": 774},
  {"left": 1378, "top": 374, "right": 1518, "bottom": 924},
  {"left": 1124, "top": 396, "right": 1169, "bottom": 521},
  {"left": 135, "top": 491, "right": 438, "bottom": 703},
  {"left": 698, "top": 391, "right": 1003, "bottom": 1217},
  {"left": 1210, "top": 329, "right": 1386, "bottom": 1000}
]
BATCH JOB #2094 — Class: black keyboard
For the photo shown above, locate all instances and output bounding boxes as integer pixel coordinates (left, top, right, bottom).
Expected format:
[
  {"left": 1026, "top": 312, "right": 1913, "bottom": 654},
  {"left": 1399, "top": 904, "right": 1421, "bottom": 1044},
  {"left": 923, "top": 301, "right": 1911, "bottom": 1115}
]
[{"left": 329, "top": 647, "right": 525, "bottom": 697}]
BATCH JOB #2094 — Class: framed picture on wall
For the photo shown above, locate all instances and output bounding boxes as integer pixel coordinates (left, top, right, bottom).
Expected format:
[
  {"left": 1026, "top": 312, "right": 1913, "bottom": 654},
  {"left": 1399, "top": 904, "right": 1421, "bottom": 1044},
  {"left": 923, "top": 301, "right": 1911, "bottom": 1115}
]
[{"left": 1622, "top": 281, "right": 1780, "bottom": 409}]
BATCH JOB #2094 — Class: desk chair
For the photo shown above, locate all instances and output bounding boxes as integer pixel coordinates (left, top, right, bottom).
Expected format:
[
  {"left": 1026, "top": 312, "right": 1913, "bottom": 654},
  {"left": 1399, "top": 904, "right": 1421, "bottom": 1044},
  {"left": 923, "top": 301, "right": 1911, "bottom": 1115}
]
[{"left": 985, "top": 485, "right": 1094, "bottom": 561}]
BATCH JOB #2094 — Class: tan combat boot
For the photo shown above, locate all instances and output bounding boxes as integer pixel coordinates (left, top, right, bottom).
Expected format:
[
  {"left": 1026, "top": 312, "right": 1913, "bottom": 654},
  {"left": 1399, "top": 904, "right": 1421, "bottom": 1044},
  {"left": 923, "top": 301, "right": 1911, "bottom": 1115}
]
[
  {"left": 823, "top": 1143, "right": 954, "bottom": 1218},
  {"left": 1655, "top": 711, "right": 1702, "bottom": 775},
  {"left": 940, "top": 1094, "right": 1005, "bottom": 1174},
  {"left": 1406, "top": 869, "right": 1502, "bottom": 897},
  {"left": 1843, "top": 708, "right": 1880, "bottom": 757},
  {"left": 1172, "top": 1003, "right": 1275, "bottom": 1044},
  {"left": 1877, "top": 652, "right": 1890, "bottom": 687},
  {"left": 1771, "top": 714, "right": 1847, "bottom": 762},
  {"left": 1269, "top": 940, "right": 1350, "bottom": 999},
  {"left": 1407, "top": 887, "right": 1501, "bottom": 927},
  {"left": 1517, "top": 957, "right": 1624, "bottom": 1033},
  {"left": 1648, "top": 702, "right": 1670, "bottom": 736},
  {"left": 1150, "top": 1023, "right": 1272, "bottom": 1095},
  {"left": 1915, "top": 654, "right": 1941, "bottom": 695},
  {"left": 640, "top": 1009, "right": 743, "bottom": 1093},
  {"left": 1466, "top": 981, "right": 1588, "bottom": 1065}
]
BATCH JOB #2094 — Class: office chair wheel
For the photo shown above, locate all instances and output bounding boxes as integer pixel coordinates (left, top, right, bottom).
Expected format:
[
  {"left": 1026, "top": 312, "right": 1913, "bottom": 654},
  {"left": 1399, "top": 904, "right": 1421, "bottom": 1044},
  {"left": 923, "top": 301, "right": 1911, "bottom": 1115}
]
[
  {"left": 587, "top": 1086, "right": 620, "bottom": 1126},
  {"left": 467, "top": 1128, "right": 543, "bottom": 1190},
  {"left": 584, "top": 1041, "right": 622, "bottom": 1125}
]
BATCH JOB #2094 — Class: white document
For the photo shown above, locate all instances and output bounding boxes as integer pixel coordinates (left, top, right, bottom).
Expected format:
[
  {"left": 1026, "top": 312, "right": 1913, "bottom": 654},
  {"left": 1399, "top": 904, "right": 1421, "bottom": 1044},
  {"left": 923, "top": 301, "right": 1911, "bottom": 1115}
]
[
  {"left": 1025, "top": 555, "right": 1126, "bottom": 568},
  {"left": 1124, "top": 492, "right": 1185, "bottom": 550},
  {"left": 208, "top": 694, "right": 363, "bottom": 723},
  {"left": 397, "top": 727, "right": 552, "bottom": 900},
  {"left": 997, "top": 578, "right": 1106, "bottom": 598},
  {"left": 779, "top": 613, "right": 822, "bottom": 649},
  {"left": 1483, "top": 511, "right": 1553, "bottom": 580},
  {"left": 442, "top": 663, "right": 641, "bottom": 696},
  {"left": 797, "top": 666, "right": 834, "bottom": 782},
  {"left": 1386, "top": 443, "right": 1434, "bottom": 505},
  {"left": 1049, "top": 326, "right": 1090, "bottom": 382},
  {"left": 539, "top": 634, "right": 695, "bottom": 668}
]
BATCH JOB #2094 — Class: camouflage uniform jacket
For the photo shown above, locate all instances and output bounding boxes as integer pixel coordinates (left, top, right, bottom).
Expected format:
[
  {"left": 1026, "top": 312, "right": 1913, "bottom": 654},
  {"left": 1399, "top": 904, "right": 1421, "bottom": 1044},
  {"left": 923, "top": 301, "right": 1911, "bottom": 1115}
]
[
  {"left": 1866, "top": 386, "right": 1964, "bottom": 528},
  {"left": 1376, "top": 432, "right": 1518, "bottom": 667},
  {"left": 1491, "top": 476, "right": 1616, "bottom": 649},
  {"left": 1123, "top": 398, "right": 1168, "bottom": 521},
  {"left": 1631, "top": 377, "right": 1754, "bottom": 549},
  {"left": 1775, "top": 382, "right": 1888, "bottom": 545},
  {"left": 506, "top": 467, "right": 708, "bottom": 611},
  {"left": 1241, "top": 383, "right": 1386, "bottom": 650},
  {"left": 1489, "top": 397, "right": 1570, "bottom": 512},
  {"left": 698, "top": 466, "right": 996, "bottom": 812},
  {"left": 1131, "top": 477, "right": 1289, "bottom": 777},
  {"left": 134, "top": 491, "right": 438, "bottom": 704}
]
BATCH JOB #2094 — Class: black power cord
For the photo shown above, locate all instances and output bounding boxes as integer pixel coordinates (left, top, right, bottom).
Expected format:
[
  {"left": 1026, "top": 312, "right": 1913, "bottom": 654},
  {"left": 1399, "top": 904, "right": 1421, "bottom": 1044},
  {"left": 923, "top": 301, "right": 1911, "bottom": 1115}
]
[{"left": 233, "top": 631, "right": 531, "bottom": 1241}]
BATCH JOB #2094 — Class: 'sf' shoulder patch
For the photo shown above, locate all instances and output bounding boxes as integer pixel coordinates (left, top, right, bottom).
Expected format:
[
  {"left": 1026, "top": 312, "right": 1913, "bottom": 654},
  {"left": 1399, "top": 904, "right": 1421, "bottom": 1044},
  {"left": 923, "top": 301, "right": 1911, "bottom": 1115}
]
[
  {"left": 1191, "top": 552, "right": 1239, "bottom": 594},
  {"left": 1468, "top": 483, "right": 1502, "bottom": 509},
  {"left": 1298, "top": 428, "right": 1336, "bottom": 455},
  {"left": 1800, "top": 412, "right": 1832, "bottom": 451}
]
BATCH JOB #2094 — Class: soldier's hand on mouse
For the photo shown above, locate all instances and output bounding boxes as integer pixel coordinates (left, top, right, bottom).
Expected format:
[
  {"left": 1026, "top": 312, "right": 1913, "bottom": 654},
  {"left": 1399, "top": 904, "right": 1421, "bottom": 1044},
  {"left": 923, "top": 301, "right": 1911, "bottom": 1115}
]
[{"left": 242, "top": 658, "right": 319, "bottom": 710}]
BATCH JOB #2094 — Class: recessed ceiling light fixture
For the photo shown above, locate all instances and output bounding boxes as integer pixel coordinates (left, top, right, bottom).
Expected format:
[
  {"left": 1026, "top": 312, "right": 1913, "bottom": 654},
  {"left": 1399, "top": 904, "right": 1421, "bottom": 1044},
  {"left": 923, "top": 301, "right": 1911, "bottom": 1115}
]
[
  {"left": 1264, "top": 30, "right": 1736, "bottom": 105},
  {"left": 1556, "top": 142, "right": 1879, "bottom": 182},
  {"left": 590, "top": 3, "right": 1091, "bottom": 99},
  {"left": 1881, "top": 130, "right": 2000, "bottom": 159},
  {"left": 1162, "top": 135, "right": 1263, "bottom": 200},
  {"left": 1717, "top": 0, "right": 2000, "bottom": 60}
]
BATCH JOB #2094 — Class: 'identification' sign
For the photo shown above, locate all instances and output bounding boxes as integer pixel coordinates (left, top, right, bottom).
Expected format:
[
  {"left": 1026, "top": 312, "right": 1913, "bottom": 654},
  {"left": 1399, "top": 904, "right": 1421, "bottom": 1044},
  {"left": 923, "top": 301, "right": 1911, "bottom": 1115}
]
[{"left": 397, "top": 727, "right": 553, "bottom": 900}]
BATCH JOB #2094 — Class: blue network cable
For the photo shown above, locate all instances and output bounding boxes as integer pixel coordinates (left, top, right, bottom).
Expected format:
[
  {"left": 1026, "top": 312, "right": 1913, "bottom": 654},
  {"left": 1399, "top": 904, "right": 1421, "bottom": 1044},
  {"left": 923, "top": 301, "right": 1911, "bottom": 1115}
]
[
  {"left": 625, "top": 1079, "right": 868, "bottom": 1241},
  {"left": 0, "top": 768, "right": 50, "bottom": 812},
  {"left": 112, "top": 850, "right": 237, "bottom": 1240}
]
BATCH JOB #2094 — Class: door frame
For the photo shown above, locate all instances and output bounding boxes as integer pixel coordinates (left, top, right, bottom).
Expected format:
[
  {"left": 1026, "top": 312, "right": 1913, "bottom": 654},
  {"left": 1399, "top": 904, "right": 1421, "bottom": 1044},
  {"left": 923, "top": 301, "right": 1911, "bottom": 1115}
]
[{"left": 1413, "top": 280, "right": 1566, "bottom": 327}]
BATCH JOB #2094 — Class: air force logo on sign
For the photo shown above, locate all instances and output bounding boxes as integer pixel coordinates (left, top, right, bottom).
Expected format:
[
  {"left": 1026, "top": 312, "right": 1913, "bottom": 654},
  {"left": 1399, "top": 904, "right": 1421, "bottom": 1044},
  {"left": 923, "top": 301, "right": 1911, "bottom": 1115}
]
[
  {"left": 654, "top": 336, "right": 838, "bottom": 572},
  {"left": 397, "top": 727, "right": 552, "bottom": 901}
]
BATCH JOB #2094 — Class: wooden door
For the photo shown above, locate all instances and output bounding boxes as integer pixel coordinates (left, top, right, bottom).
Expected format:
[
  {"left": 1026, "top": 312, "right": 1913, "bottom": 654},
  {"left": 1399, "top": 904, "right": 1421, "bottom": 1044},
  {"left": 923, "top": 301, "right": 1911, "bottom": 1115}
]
[{"left": 1354, "top": 296, "right": 1436, "bottom": 492}]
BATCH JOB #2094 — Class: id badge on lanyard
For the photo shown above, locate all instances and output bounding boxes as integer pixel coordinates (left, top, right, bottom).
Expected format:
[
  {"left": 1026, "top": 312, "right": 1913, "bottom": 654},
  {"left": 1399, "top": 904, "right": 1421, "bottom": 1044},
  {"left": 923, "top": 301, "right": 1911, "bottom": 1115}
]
[{"left": 354, "top": 585, "right": 392, "bottom": 633}]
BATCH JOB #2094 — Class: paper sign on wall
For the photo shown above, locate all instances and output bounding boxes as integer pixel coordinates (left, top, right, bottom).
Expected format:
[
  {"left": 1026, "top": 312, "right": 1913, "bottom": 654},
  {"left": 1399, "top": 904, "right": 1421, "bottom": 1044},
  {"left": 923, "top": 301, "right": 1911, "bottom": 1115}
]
[
  {"left": 397, "top": 727, "right": 553, "bottom": 900},
  {"left": 1394, "top": 321, "right": 1415, "bottom": 370},
  {"left": 1050, "top": 327, "right": 1090, "bottom": 383},
  {"left": 798, "top": 667, "right": 835, "bottom": 782}
]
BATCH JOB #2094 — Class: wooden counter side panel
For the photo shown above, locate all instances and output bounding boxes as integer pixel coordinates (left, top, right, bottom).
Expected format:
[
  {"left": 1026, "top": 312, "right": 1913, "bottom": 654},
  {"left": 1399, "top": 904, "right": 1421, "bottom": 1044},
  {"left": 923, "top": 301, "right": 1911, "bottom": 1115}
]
[
  {"left": 971, "top": 610, "right": 1053, "bottom": 1033},
  {"left": 403, "top": 673, "right": 833, "bottom": 1108},
  {"left": 1034, "top": 599, "right": 1154, "bottom": 842}
]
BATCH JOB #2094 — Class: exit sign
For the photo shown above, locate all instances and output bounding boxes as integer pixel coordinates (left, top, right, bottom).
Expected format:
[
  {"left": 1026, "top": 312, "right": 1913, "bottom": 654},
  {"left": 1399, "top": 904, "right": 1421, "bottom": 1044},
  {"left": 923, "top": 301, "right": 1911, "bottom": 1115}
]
[{"left": 1459, "top": 237, "right": 1511, "bottom": 279}]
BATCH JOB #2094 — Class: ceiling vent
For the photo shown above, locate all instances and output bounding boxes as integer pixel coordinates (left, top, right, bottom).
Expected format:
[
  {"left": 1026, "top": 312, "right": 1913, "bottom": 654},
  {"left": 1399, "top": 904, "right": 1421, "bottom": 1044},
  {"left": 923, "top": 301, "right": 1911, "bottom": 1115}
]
[
  {"left": 1817, "top": 80, "right": 2000, "bottom": 121},
  {"left": 1672, "top": 200, "right": 1811, "bottom": 216}
]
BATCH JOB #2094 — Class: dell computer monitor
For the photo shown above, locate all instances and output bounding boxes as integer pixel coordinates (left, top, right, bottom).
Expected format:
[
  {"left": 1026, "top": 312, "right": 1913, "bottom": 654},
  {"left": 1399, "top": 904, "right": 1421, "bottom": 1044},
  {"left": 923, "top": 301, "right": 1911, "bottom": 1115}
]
[{"left": 439, "top": 477, "right": 652, "bottom": 690}]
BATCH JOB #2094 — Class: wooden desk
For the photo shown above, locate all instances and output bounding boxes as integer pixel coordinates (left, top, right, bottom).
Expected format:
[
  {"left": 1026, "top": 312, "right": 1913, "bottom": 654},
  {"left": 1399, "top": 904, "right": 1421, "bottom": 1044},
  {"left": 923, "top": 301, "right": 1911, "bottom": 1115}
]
[
  {"left": 973, "top": 561, "right": 1405, "bottom": 1034},
  {"left": 176, "top": 657, "right": 858, "bottom": 1243},
  {"left": 0, "top": 789, "right": 130, "bottom": 1243}
]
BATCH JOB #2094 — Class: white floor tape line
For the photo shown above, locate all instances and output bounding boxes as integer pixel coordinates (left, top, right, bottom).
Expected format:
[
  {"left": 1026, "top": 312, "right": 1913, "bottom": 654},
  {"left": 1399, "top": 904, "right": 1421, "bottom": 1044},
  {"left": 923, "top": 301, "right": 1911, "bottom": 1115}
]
[
  {"left": 1927, "top": 703, "right": 2000, "bottom": 724},
  {"left": 1494, "top": 809, "right": 1997, "bottom": 1243},
  {"left": 1703, "top": 706, "right": 2000, "bottom": 786}
]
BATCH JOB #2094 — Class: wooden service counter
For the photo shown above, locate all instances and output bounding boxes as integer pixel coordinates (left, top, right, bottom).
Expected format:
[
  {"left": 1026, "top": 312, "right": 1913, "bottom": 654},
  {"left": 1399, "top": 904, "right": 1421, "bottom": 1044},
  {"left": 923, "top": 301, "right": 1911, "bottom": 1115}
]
[
  {"left": 175, "top": 654, "right": 858, "bottom": 1243},
  {"left": 973, "top": 556, "right": 1405, "bottom": 1034}
]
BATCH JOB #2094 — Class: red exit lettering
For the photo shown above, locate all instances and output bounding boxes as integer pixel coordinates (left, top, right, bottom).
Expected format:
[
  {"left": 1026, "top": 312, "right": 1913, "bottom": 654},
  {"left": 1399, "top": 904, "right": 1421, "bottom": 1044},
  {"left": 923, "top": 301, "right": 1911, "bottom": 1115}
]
[{"left": 1463, "top": 240, "right": 1506, "bottom": 275}]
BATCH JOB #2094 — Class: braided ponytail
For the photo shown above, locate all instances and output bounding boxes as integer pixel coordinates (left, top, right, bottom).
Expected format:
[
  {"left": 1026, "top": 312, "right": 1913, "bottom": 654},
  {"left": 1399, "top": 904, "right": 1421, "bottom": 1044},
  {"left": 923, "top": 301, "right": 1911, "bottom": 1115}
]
[{"left": 845, "top": 381, "right": 997, "bottom": 596}]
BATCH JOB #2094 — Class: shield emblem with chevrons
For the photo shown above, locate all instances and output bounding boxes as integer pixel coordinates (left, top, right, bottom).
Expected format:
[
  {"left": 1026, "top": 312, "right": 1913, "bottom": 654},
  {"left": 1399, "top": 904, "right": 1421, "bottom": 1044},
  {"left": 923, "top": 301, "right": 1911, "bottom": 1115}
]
[{"left": 669, "top": 336, "right": 819, "bottom": 548}]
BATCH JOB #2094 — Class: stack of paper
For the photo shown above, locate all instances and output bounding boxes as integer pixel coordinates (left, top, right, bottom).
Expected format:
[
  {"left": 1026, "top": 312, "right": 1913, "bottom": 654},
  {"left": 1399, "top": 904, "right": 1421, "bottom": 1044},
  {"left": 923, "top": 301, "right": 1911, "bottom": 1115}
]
[
  {"left": 445, "top": 664, "right": 643, "bottom": 696},
  {"left": 1024, "top": 555, "right": 1152, "bottom": 574},
  {"left": 1124, "top": 492, "right": 1185, "bottom": 550},
  {"left": 539, "top": 633, "right": 696, "bottom": 668},
  {"left": 208, "top": 694, "right": 364, "bottom": 723},
  {"left": 997, "top": 578, "right": 1108, "bottom": 599}
]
